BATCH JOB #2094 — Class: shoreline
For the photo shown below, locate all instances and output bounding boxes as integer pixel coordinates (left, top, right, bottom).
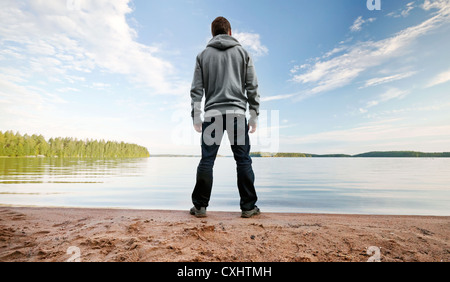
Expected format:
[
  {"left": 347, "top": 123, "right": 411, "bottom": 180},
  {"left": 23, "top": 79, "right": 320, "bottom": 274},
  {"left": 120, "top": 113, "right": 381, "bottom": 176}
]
[
  {"left": 0, "top": 204, "right": 448, "bottom": 217},
  {"left": 1, "top": 206, "right": 449, "bottom": 262}
]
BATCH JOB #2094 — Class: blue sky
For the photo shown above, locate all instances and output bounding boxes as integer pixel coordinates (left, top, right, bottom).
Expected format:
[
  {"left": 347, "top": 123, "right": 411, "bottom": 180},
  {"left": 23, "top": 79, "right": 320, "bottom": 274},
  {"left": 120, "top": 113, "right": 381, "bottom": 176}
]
[{"left": 1, "top": 0, "right": 450, "bottom": 155}]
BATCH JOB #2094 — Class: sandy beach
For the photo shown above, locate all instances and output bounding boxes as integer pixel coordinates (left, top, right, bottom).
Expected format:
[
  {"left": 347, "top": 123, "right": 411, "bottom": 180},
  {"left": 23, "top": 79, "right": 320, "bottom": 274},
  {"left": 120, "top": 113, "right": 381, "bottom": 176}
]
[{"left": 0, "top": 207, "right": 448, "bottom": 262}]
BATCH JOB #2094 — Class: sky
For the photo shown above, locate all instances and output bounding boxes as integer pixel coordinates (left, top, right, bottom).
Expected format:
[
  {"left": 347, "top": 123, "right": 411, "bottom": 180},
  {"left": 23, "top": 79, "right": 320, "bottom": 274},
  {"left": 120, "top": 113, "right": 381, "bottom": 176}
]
[{"left": 1, "top": 0, "right": 450, "bottom": 155}]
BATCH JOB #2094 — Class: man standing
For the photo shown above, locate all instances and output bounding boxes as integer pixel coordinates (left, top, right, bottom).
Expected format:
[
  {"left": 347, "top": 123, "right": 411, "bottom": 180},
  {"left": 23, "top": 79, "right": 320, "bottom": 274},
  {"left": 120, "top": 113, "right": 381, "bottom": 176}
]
[{"left": 190, "top": 17, "right": 261, "bottom": 218}]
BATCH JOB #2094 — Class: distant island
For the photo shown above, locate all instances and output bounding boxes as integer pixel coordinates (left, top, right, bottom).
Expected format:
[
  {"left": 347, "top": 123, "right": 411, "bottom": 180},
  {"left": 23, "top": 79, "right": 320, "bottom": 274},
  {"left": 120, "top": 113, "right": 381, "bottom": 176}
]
[
  {"left": 0, "top": 130, "right": 150, "bottom": 158},
  {"left": 250, "top": 151, "right": 450, "bottom": 158},
  {"left": 150, "top": 151, "right": 450, "bottom": 158}
]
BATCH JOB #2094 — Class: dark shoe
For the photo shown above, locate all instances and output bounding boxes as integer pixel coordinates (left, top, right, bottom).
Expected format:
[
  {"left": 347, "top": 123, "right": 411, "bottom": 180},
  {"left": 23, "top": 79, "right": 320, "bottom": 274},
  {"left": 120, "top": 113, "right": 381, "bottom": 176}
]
[
  {"left": 190, "top": 206, "right": 207, "bottom": 218},
  {"left": 241, "top": 206, "right": 260, "bottom": 218}
]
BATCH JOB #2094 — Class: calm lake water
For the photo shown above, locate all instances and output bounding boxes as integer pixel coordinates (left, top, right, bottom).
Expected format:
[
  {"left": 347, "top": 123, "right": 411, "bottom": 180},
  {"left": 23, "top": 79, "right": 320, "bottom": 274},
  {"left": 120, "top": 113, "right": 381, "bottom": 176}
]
[{"left": 0, "top": 157, "right": 449, "bottom": 215}]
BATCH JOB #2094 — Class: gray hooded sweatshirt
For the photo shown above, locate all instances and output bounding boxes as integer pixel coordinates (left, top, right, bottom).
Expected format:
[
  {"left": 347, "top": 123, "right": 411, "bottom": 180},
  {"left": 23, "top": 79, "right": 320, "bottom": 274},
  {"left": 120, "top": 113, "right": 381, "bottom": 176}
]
[{"left": 190, "top": 34, "right": 260, "bottom": 125}]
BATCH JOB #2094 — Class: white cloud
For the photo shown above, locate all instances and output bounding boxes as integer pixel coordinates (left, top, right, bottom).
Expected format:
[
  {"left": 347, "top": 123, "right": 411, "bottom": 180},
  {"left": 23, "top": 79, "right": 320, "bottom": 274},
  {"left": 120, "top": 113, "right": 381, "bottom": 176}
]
[
  {"left": 422, "top": 0, "right": 450, "bottom": 12},
  {"left": 426, "top": 69, "right": 450, "bottom": 87},
  {"left": 261, "top": 94, "right": 294, "bottom": 102},
  {"left": 322, "top": 46, "right": 347, "bottom": 58},
  {"left": 388, "top": 2, "right": 416, "bottom": 18},
  {"left": 403, "top": 2, "right": 417, "bottom": 17},
  {"left": 350, "top": 16, "right": 376, "bottom": 32},
  {"left": 233, "top": 31, "right": 269, "bottom": 57},
  {"left": 290, "top": 64, "right": 310, "bottom": 74},
  {"left": 361, "top": 71, "right": 417, "bottom": 88},
  {"left": 0, "top": 0, "right": 186, "bottom": 95},
  {"left": 366, "top": 88, "right": 410, "bottom": 109},
  {"left": 92, "top": 82, "right": 111, "bottom": 89},
  {"left": 365, "top": 101, "right": 450, "bottom": 119},
  {"left": 0, "top": 74, "right": 153, "bottom": 145},
  {"left": 0, "top": 0, "right": 190, "bottom": 150},
  {"left": 0, "top": 76, "right": 64, "bottom": 135},
  {"left": 289, "top": 118, "right": 450, "bottom": 147},
  {"left": 291, "top": 1, "right": 450, "bottom": 96},
  {"left": 57, "top": 87, "right": 80, "bottom": 93},
  {"left": 359, "top": 108, "right": 368, "bottom": 114},
  {"left": 350, "top": 16, "right": 364, "bottom": 32}
]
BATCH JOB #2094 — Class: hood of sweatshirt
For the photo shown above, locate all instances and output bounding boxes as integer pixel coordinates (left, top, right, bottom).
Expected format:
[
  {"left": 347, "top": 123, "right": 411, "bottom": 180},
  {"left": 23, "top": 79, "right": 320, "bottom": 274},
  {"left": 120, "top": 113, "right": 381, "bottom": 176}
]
[{"left": 207, "top": 35, "right": 241, "bottom": 50}]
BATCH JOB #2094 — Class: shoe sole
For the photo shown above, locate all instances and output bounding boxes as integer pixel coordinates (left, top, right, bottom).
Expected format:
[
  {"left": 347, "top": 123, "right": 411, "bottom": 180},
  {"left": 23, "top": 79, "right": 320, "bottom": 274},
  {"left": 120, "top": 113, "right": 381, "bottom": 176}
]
[
  {"left": 190, "top": 211, "right": 207, "bottom": 218},
  {"left": 241, "top": 210, "right": 260, "bottom": 218}
]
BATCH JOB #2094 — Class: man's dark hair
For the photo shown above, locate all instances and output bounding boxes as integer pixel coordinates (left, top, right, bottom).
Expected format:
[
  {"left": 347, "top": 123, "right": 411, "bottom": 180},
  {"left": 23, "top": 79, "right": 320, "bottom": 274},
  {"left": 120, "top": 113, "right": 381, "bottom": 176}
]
[{"left": 211, "top": 17, "right": 231, "bottom": 37}]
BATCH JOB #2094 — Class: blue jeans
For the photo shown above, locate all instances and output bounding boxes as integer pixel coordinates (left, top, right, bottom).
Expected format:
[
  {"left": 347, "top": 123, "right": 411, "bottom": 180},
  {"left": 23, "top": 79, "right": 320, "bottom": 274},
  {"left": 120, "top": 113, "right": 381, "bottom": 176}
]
[{"left": 192, "top": 114, "right": 258, "bottom": 211}]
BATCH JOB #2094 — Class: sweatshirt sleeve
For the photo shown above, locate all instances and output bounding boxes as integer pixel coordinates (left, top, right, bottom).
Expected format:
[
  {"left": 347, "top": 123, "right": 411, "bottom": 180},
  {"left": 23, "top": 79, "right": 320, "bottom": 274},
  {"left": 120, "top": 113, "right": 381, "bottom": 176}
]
[
  {"left": 190, "top": 55, "right": 204, "bottom": 125},
  {"left": 245, "top": 55, "right": 260, "bottom": 125}
]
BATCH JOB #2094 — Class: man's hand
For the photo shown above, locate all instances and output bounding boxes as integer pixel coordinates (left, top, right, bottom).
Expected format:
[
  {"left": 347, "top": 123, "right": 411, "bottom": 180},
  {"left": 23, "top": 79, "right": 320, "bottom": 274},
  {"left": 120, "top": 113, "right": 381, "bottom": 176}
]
[
  {"left": 194, "top": 123, "right": 202, "bottom": 133},
  {"left": 249, "top": 122, "right": 257, "bottom": 134}
]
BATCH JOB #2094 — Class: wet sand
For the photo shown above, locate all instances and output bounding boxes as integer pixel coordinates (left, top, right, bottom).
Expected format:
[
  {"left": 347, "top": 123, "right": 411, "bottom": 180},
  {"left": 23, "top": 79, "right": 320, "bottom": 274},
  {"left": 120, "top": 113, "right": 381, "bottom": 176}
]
[{"left": 0, "top": 207, "right": 448, "bottom": 262}]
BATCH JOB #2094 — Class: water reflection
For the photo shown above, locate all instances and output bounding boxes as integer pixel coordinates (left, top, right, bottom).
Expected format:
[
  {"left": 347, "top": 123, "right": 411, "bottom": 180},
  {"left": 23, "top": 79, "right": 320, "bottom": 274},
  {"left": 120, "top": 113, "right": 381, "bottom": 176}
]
[
  {"left": 0, "top": 157, "right": 449, "bottom": 215},
  {"left": 0, "top": 158, "right": 147, "bottom": 184}
]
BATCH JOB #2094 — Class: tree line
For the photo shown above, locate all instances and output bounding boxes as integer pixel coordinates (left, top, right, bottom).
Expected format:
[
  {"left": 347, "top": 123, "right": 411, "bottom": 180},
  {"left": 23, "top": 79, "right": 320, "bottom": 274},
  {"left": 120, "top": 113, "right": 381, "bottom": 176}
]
[
  {"left": 250, "top": 151, "right": 450, "bottom": 158},
  {"left": 353, "top": 151, "right": 450, "bottom": 158},
  {"left": 0, "top": 131, "right": 150, "bottom": 158}
]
